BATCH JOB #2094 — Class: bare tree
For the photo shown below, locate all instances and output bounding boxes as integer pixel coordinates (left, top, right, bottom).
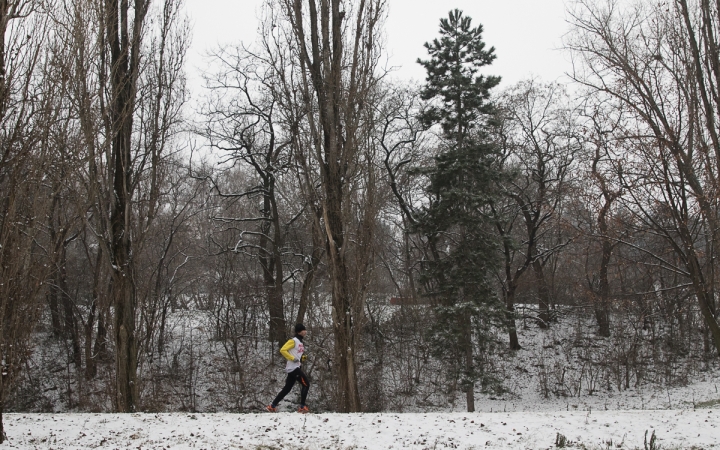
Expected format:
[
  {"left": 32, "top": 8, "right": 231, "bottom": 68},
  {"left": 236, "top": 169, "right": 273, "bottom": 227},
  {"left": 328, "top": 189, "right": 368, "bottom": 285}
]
[
  {"left": 568, "top": 0, "right": 720, "bottom": 354},
  {"left": 0, "top": 0, "right": 53, "bottom": 441},
  {"left": 494, "top": 80, "right": 578, "bottom": 346},
  {"left": 268, "top": 0, "right": 386, "bottom": 412},
  {"left": 376, "top": 85, "right": 428, "bottom": 302},
  {"left": 579, "top": 102, "right": 626, "bottom": 337},
  {"left": 200, "top": 48, "right": 295, "bottom": 346},
  {"left": 48, "top": 0, "right": 189, "bottom": 411},
  {"left": 103, "top": 0, "right": 152, "bottom": 413}
]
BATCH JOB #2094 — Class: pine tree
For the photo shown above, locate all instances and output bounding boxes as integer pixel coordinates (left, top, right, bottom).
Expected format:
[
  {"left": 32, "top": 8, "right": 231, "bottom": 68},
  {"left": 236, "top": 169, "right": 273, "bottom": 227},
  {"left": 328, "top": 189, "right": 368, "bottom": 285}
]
[{"left": 416, "top": 9, "right": 505, "bottom": 412}]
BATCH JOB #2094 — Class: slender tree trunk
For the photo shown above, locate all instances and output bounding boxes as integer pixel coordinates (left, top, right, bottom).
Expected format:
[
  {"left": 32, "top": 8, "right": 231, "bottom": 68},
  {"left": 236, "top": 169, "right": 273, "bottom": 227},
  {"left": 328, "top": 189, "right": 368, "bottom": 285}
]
[
  {"left": 47, "top": 281, "right": 62, "bottom": 337},
  {"left": 94, "top": 307, "right": 108, "bottom": 361},
  {"left": 47, "top": 195, "right": 62, "bottom": 336},
  {"left": 259, "top": 189, "right": 286, "bottom": 345},
  {"left": 532, "top": 251, "right": 552, "bottom": 328},
  {"left": 324, "top": 169, "right": 362, "bottom": 411},
  {"left": 506, "top": 282, "right": 521, "bottom": 350},
  {"left": 464, "top": 315, "right": 475, "bottom": 412},
  {"left": 158, "top": 296, "right": 169, "bottom": 355},
  {"left": 285, "top": 0, "right": 383, "bottom": 412},
  {"left": 0, "top": 399, "right": 4, "bottom": 444},
  {"left": 0, "top": 1, "right": 7, "bottom": 116},
  {"left": 105, "top": 0, "right": 149, "bottom": 412},
  {"left": 595, "top": 238, "right": 612, "bottom": 337},
  {"left": 703, "top": 324, "right": 711, "bottom": 354},
  {"left": 327, "top": 213, "right": 362, "bottom": 411},
  {"left": 296, "top": 216, "right": 323, "bottom": 326},
  {"left": 495, "top": 211, "right": 525, "bottom": 350},
  {"left": 85, "top": 299, "right": 97, "bottom": 379},
  {"left": 295, "top": 270, "right": 312, "bottom": 327},
  {"left": 591, "top": 143, "right": 618, "bottom": 338},
  {"left": 270, "top": 185, "right": 287, "bottom": 342},
  {"left": 59, "top": 246, "right": 82, "bottom": 367},
  {"left": 686, "top": 247, "right": 720, "bottom": 355},
  {"left": 515, "top": 194, "right": 554, "bottom": 330},
  {"left": 85, "top": 249, "right": 103, "bottom": 379}
]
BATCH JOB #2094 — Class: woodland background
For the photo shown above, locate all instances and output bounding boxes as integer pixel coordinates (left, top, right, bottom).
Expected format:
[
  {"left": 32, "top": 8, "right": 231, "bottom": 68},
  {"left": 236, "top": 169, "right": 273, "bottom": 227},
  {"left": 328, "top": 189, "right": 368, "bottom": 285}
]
[{"left": 1, "top": 0, "right": 720, "bottom": 441}]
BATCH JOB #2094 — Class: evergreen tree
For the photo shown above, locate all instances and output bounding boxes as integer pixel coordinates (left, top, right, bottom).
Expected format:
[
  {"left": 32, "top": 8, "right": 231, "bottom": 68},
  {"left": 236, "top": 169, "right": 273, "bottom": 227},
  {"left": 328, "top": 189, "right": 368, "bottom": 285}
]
[{"left": 416, "top": 9, "right": 505, "bottom": 412}]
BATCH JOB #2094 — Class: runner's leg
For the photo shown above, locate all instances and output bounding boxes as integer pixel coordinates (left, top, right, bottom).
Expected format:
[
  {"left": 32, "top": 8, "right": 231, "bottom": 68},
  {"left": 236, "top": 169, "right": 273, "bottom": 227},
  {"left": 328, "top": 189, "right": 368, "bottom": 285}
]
[
  {"left": 272, "top": 369, "right": 299, "bottom": 406},
  {"left": 298, "top": 369, "right": 310, "bottom": 406}
]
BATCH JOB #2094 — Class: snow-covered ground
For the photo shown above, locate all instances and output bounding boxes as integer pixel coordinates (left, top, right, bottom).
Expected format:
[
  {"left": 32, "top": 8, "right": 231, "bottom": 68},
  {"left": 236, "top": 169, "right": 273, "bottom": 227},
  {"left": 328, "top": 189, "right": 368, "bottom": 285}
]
[
  {"left": 2, "top": 408, "right": 718, "bottom": 449},
  {"left": 8, "top": 305, "right": 720, "bottom": 448}
]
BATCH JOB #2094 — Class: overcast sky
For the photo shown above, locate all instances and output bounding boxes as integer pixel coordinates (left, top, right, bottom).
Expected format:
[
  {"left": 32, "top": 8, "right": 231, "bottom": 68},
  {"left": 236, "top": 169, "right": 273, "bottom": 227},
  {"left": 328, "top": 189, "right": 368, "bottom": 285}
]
[{"left": 183, "top": 0, "right": 573, "bottom": 94}]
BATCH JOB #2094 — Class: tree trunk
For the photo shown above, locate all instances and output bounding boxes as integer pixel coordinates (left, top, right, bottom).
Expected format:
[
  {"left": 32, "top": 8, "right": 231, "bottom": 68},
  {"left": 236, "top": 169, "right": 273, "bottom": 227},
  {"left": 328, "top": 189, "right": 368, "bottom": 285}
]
[
  {"left": 505, "top": 282, "right": 521, "bottom": 350},
  {"left": 158, "top": 297, "right": 169, "bottom": 355},
  {"left": 94, "top": 307, "right": 108, "bottom": 362},
  {"left": 259, "top": 188, "right": 286, "bottom": 346},
  {"left": 85, "top": 299, "right": 97, "bottom": 379},
  {"left": 105, "top": 0, "right": 149, "bottom": 413},
  {"left": 327, "top": 206, "right": 362, "bottom": 412},
  {"left": 296, "top": 218, "right": 323, "bottom": 326},
  {"left": 112, "top": 263, "right": 138, "bottom": 412},
  {"left": 515, "top": 193, "right": 555, "bottom": 331},
  {"left": 285, "top": 0, "right": 384, "bottom": 413},
  {"left": 47, "top": 281, "right": 62, "bottom": 337},
  {"left": 592, "top": 162, "right": 617, "bottom": 338},
  {"left": 59, "top": 245, "right": 82, "bottom": 367},
  {"left": 532, "top": 255, "right": 552, "bottom": 328},
  {"left": 686, "top": 248, "right": 720, "bottom": 355},
  {"left": 595, "top": 238, "right": 612, "bottom": 337},
  {"left": 496, "top": 213, "right": 526, "bottom": 350},
  {"left": 464, "top": 315, "right": 475, "bottom": 412},
  {"left": 0, "top": 400, "right": 4, "bottom": 444},
  {"left": 47, "top": 194, "right": 62, "bottom": 337}
]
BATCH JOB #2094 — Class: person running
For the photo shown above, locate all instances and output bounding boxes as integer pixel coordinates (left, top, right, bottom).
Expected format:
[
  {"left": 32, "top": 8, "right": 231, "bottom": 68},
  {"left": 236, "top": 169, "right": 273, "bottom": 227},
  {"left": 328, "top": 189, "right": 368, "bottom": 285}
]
[{"left": 266, "top": 324, "right": 310, "bottom": 413}]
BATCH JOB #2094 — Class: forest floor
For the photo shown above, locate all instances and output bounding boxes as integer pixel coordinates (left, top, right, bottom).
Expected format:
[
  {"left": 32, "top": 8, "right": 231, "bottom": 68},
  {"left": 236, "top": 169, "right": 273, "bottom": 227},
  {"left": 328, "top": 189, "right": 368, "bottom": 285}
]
[{"left": 2, "top": 407, "right": 718, "bottom": 449}]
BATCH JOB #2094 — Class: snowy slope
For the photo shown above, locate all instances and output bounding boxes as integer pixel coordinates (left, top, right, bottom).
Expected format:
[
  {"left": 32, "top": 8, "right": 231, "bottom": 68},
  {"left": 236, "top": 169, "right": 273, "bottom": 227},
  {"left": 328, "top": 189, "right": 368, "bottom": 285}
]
[
  {"left": 7, "top": 305, "right": 720, "bottom": 448},
  {"left": 2, "top": 409, "right": 718, "bottom": 449}
]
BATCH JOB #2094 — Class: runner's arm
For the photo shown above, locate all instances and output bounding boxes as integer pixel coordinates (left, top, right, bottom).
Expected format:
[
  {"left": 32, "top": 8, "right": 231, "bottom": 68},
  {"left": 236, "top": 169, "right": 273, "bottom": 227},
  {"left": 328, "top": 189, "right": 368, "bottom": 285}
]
[{"left": 279, "top": 339, "right": 296, "bottom": 361}]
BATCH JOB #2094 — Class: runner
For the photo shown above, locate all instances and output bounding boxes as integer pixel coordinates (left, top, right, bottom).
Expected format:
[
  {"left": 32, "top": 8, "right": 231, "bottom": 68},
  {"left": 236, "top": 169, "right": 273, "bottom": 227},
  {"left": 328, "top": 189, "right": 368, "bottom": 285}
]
[{"left": 266, "top": 324, "right": 310, "bottom": 413}]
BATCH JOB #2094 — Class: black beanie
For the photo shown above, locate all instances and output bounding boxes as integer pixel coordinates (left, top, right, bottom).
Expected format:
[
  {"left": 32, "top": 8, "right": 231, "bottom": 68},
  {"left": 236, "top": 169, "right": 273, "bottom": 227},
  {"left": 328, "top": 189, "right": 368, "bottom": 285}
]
[{"left": 294, "top": 323, "right": 306, "bottom": 334}]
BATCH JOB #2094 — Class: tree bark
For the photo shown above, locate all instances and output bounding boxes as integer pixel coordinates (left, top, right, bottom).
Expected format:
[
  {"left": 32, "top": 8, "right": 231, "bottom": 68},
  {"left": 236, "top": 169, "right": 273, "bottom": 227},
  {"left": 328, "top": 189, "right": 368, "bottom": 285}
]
[
  {"left": 259, "top": 186, "right": 286, "bottom": 346},
  {"left": 532, "top": 254, "right": 552, "bottom": 328},
  {"left": 94, "top": 308, "right": 109, "bottom": 362},
  {"left": 84, "top": 299, "right": 97, "bottom": 379},
  {"left": 105, "top": 0, "right": 149, "bottom": 413},
  {"left": 588, "top": 131, "right": 621, "bottom": 338},
  {"left": 47, "top": 280, "right": 62, "bottom": 336},
  {"left": 594, "top": 236, "right": 612, "bottom": 338},
  {"left": 85, "top": 248, "right": 104, "bottom": 379},
  {"left": 464, "top": 315, "right": 475, "bottom": 412},
  {"left": 505, "top": 281, "right": 521, "bottom": 350},
  {"left": 59, "top": 245, "right": 82, "bottom": 367},
  {"left": 296, "top": 212, "right": 323, "bottom": 326},
  {"left": 494, "top": 206, "right": 527, "bottom": 350}
]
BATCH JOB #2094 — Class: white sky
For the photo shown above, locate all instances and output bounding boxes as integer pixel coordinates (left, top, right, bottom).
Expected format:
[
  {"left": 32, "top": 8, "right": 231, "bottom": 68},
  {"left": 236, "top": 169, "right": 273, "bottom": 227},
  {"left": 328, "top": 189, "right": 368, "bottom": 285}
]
[{"left": 183, "top": 0, "right": 574, "bottom": 94}]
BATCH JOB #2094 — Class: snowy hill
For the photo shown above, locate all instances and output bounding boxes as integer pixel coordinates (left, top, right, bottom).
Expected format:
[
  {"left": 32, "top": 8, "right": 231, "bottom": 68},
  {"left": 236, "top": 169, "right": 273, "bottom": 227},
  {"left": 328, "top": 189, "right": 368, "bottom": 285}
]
[{"left": 7, "top": 305, "right": 720, "bottom": 448}]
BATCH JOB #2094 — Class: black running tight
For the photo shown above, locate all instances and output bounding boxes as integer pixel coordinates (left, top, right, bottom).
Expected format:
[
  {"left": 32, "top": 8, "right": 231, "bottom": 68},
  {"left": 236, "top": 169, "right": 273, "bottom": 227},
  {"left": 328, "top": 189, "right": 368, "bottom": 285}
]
[{"left": 272, "top": 368, "right": 310, "bottom": 406}]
